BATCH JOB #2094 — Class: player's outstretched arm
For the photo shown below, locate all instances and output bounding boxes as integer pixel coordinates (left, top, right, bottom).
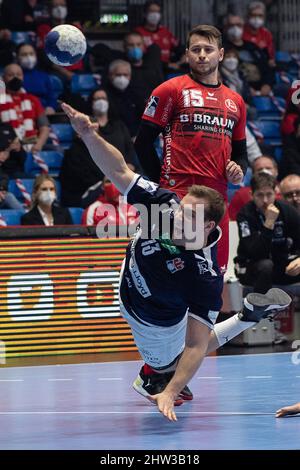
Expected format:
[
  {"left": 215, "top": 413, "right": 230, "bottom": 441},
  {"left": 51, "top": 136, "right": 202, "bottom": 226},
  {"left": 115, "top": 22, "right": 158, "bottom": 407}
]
[
  {"left": 276, "top": 402, "right": 300, "bottom": 418},
  {"left": 62, "top": 102, "right": 135, "bottom": 194}
]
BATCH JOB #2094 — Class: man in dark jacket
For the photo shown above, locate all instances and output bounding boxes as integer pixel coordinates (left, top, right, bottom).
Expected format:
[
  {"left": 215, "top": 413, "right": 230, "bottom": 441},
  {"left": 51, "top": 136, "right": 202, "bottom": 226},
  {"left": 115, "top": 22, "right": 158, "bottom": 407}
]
[{"left": 235, "top": 173, "right": 300, "bottom": 293}]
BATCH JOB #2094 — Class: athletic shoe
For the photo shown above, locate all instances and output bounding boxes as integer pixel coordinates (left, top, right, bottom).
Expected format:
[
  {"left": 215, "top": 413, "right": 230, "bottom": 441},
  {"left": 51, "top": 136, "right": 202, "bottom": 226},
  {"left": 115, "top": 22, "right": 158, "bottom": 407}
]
[
  {"left": 132, "top": 366, "right": 183, "bottom": 406},
  {"left": 178, "top": 384, "right": 193, "bottom": 401},
  {"left": 239, "top": 288, "right": 292, "bottom": 323}
]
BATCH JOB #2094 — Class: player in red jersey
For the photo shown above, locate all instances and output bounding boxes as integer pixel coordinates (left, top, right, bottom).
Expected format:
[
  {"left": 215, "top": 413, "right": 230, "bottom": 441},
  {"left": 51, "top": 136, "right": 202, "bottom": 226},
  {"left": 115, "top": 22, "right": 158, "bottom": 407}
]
[{"left": 135, "top": 24, "right": 247, "bottom": 272}]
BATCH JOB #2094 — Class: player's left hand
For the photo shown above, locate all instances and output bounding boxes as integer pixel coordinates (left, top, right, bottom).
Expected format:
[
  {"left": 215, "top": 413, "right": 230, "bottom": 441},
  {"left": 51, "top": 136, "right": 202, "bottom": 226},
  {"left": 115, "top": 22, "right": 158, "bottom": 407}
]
[
  {"left": 276, "top": 402, "right": 300, "bottom": 417},
  {"left": 226, "top": 160, "right": 244, "bottom": 185},
  {"left": 150, "top": 391, "right": 178, "bottom": 422}
]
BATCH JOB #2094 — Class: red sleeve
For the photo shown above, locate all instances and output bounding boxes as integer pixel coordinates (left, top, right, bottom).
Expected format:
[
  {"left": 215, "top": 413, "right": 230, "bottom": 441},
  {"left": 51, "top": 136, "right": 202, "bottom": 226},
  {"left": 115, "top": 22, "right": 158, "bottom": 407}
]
[
  {"left": 281, "top": 113, "right": 298, "bottom": 136},
  {"left": 28, "top": 94, "right": 45, "bottom": 119},
  {"left": 265, "top": 29, "right": 275, "bottom": 60},
  {"left": 232, "top": 96, "right": 247, "bottom": 141},
  {"left": 142, "top": 79, "right": 177, "bottom": 127}
]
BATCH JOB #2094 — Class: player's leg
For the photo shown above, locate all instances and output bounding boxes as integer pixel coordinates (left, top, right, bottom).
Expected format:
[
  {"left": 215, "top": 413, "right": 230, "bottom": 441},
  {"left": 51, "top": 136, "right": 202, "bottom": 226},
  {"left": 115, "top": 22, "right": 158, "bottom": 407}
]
[
  {"left": 206, "top": 287, "right": 292, "bottom": 353},
  {"left": 276, "top": 402, "right": 300, "bottom": 418}
]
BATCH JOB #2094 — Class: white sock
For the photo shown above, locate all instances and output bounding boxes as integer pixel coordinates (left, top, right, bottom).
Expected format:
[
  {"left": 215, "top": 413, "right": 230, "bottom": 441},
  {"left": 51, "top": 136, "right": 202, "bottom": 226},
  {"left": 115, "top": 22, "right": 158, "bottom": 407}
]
[{"left": 214, "top": 314, "right": 256, "bottom": 347}]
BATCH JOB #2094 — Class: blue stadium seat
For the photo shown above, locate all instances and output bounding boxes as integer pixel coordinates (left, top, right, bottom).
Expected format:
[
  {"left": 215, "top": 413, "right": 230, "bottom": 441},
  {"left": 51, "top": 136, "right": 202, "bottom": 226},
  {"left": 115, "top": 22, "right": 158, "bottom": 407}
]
[
  {"left": 0, "top": 209, "right": 25, "bottom": 225},
  {"left": 274, "top": 146, "right": 283, "bottom": 162},
  {"left": 25, "top": 151, "right": 64, "bottom": 176},
  {"left": 252, "top": 96, "right": 285, "bottom": 119},
  {"left": 71, "top": 74, "right": 99, "bottom": 97},
  {"left": 252, "top": 120, "right": 282, "bottom": 146},
  {"left": 11, "top": 31, "right": 36, "bottom": 45},
  {"left": 68, "top": 207, "right": 84, "bottom": 224},
  {"left": 49, "top": 74, "right": 64, "bottom": 101},
  {"left": 8, "top": 179, "right": 35, "bottom": 201},
  {"left": 275, "top": 51, "right": 292, "bottom": 63},
  {"left": 50, "top": 124, "right": 74, "bottom": 149}
]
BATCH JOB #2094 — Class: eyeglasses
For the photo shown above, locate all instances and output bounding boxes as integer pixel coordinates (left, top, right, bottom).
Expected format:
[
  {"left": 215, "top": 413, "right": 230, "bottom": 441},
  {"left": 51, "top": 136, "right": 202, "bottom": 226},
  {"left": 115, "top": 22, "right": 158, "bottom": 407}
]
[{"left": 283, "top": 190, "right": 300, "bottom": 199}]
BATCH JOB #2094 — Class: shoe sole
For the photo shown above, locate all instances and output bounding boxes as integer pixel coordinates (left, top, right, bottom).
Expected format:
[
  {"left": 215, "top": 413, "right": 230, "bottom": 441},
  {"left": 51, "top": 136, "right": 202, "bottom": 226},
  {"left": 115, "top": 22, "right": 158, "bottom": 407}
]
[
  {"left": 246, "top": 288, "right": 291, "bottom": 312},
  {"left": 132, "top": 375, "right": 183, "bottom": 406},
  {"left": 179, "top": 393, "right": 193, "bottom": 401}
]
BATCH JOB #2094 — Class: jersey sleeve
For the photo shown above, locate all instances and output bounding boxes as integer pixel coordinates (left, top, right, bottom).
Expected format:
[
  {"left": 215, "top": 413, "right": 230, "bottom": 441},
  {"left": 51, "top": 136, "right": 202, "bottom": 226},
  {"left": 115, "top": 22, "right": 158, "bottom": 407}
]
[
  {"left": 124, "top": 174, "right": 177, "bottom": 208},
  {"left": 232, "top": 96, "right": 247, "bottom": 141},
  {"left": 142, "top": 79, "right": 177, "bottom": 127}
]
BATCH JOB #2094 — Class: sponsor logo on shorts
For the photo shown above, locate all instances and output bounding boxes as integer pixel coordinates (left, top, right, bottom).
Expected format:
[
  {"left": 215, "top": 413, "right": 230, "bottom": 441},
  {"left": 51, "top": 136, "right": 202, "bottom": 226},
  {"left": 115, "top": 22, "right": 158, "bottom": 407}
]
[
  {"left": 166, "top": 257, "right": 185, "bottom": 273},
  {"left": 144, "top": 95, "right": 159, "bottom": 117}
]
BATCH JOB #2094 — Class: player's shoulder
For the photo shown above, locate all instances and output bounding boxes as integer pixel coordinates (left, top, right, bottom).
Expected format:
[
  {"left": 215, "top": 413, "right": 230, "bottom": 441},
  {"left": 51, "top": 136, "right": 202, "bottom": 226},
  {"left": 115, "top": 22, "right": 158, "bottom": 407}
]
[{"left": 220, "top": 83, "right": 244, "bottom": 103}]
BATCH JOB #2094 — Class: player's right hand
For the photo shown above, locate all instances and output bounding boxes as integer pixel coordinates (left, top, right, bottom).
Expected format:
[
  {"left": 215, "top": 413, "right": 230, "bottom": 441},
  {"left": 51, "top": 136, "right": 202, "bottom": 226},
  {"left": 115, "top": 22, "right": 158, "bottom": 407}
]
[
  {"left": 150, "top": 391, "right": 178, "bottom": 422},
  {"left": 61, "top": 102, "right": 98, "bottom": 138},
  {"left": 276, "top": 402, "right": 300, "bottom": 417}
]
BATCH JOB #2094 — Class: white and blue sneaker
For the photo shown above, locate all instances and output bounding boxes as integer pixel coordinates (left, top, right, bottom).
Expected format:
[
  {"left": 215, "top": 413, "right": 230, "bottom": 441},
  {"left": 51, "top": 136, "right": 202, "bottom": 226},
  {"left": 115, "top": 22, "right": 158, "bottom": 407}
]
[{"left": 239, "top": 288, "right": 292, "bottom": 323}]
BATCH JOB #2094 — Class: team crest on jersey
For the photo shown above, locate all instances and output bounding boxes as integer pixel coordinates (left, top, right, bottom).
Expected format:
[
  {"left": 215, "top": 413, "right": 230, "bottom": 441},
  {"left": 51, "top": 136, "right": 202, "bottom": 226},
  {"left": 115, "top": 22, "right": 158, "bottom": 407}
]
[
  {"left": 144, "top": 95, "right": 159, "bottom": 117},
  {"left": 166, "top": 257, "right": 185, "bottom": 273},
  {"left": 225, "top": 99, "right": 237, "bottom": 112}
]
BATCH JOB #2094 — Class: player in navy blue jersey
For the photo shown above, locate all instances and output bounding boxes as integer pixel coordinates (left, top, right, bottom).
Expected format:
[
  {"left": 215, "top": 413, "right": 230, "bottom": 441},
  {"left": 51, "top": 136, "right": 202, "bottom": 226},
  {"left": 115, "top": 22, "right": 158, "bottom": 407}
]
[{"left": 62, "top": 102, "right": 291, "bottom": 422}]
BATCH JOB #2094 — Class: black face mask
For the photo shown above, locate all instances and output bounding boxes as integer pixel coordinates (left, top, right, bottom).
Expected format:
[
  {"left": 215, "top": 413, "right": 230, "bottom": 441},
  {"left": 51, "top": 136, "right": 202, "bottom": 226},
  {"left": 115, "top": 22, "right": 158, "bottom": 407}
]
[{"left": 7, "top": 77, "right": 23, "bottom": 92}]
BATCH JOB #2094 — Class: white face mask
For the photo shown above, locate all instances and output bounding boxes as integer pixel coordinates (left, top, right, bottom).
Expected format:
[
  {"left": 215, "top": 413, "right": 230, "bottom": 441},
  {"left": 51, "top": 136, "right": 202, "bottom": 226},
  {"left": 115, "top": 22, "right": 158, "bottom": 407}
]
[
  {"left": 258, "top": 168, "right": 274, "bottom": 176},
  {"left": 146, "top": 12, "right": 161, "bottom": 26},
  {"left": 20, "top": 55, "right": 37, "bottom": 70},
  {"left": 52, "top": 5, "right": 68, "bottom": 20},
  {"left": 227, "top": 25, "right": 243, "bottom": 40},
  {"left": 249, "top": 16, "right": 264, "bottom": 29},
  {"left": 93, "top": 98, "right": 109, "bottom": 115},
  {"left": 38, "top": 189, "right": 56, "bottom": 206},
  {"left": 223, "top": 57, "right": 239, "bottom": 71},
  {"left": 112, "top": 75, "right": 130, "bottom": 91}
]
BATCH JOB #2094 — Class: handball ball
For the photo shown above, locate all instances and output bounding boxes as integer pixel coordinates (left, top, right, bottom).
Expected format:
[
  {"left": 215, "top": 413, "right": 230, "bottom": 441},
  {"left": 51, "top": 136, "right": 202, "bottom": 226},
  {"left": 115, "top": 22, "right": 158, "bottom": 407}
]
[{"left": 45, "top": 24, "right": 87, "bottom": 66}]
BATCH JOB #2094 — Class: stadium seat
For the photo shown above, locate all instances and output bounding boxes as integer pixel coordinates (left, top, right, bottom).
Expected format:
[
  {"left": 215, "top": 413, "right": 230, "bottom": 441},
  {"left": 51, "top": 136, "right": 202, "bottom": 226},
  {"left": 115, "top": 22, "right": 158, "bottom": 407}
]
[
  {"left": 68, "top": 207, "right": 84, "bottom": 224},
  {"left": 252, "top": 96, "right": 285, "bottom": 119},
  {"left": 49, "top": 74, "right": 64, "bottom": 102},
  {"left": 70, "top": 74, "right": 99, "bottom": 98},
  {"left": 25, "top": 151, "right": 64, "bottom": 176},
  {"left": 275, "top": 51, "right": 292, "bottom": 63},
  {"left": 8, "top": 179, "right": 35, "bottom": 202},
  {"left": 274, "top": 146, "right": 283, "bottom": 162},
  {"left": 252, "top": 120, "right": 282, "bottom": 146},
  {"left": 0, "top": 209, "right": 25, "bottom": 225},
  {"left": 50, "top": 123, "right": 74, "bottom": 149},
  {"left": 11, "top": 31, "right": 36, "bottom": 45}
]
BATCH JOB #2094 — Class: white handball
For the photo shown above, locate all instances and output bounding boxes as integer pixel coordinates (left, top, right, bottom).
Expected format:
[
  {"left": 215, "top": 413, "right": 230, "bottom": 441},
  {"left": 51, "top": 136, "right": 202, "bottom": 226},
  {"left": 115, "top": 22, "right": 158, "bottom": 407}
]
[{"left": 45, "top": 24, "right": 87, "bottom": 66}]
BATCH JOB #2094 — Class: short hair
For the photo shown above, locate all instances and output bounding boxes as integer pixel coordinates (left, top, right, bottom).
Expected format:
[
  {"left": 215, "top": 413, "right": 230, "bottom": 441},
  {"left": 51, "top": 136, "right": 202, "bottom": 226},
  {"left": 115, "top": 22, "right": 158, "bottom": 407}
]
[
  {"left": 280, "top": 174, "right": 300, "bottom": 191},
  {"left": 143, "top": 1, "right": 162, "bottom": 13},
  {"left": 108, "top": 59, "right": 131, "bottom": 75},
  {"left": 252, "top": 155, "right": 278, "bottom": 171},
  {"left": 186, "top": 24, "right": 223, "bottom": 49},
  {"left": 188, "top": 185, "right": 225, "bottom": 225},
  {"left": 16, "top": 42, "right": 36, "bottom": 54},
  {"left": 251, "top": 173, "right": 276, "bottom": 192},
  {"left": 247, "top": 1, "right": 266, "bottom": 14}
]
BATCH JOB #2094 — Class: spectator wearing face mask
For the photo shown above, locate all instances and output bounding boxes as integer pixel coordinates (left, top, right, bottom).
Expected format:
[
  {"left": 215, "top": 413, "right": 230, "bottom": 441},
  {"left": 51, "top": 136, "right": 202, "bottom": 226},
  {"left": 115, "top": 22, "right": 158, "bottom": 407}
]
[
  {"left": 229, "top": 155, "right": 280, "bottom": 221},
  {"left": 135, "top": 1, "right": 179, "bottom": 68},
  {"left": 280, "top": 119, "right": 300, "bottom": 178},
  {"left": 243, "top": 1, "right": 276, "bottom": 67},
  {"left": 36, "top": 0, "right": 83, "bottom": 81},
  {"left": 220, "top": 49, "right": 251, "bottom": 104},
  {"left": 280, "top": 175, "right": 300, "bottom": 213},
  {"left": 104, "top": 60, "right": 144, "bottom": 138},
  {"left": 0, "top": 63, "right": 50, "bottom": 153},
  {"left": 17, "top": 43, "right": 57, "bottom": 115},
  {"left": 223, "top": 13, "right": 275, "bottom": 96},
  {"left": 82, "top": 176, "right": 138, "bottom": 227},
  {"left": 21, "top": 174, "right": 72, "bottom": 225},
  {"left": 60, "top": 88, "right": 138, "bottom": 207}
]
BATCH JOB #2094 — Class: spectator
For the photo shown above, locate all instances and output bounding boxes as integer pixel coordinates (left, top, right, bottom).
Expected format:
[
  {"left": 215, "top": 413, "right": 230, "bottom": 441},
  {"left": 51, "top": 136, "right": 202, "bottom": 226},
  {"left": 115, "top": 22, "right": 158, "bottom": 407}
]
[
  {"left": 60, "top": 88, "right": 137, "bottom": 207},
  {"left": 281, "top": 84, "right": 300, "bottom": 139},
  {"left": 0, "top": 173, "right": 23, "bottom": 210},
  {"left": 0, "top": 64, "right": 50, "bottom": 152},
  {"left": 280, "top": 174, "right": 300, "bottom": 213},
  {"left": 223, "top": 13, "right": 275, "bottom": 96},
  {"left": 220, "top": 48, "right": 251, "bottom": 104},
  {"left": 229, "top": 155, "right": 279, "bottom": 220},
  {"left": 243, "top": 1, "right": 275, "bottom": 65},
  {"left": 0, "top": 29, "right": 16, "bottom": 67},
  {"left": 82, "top": 177, "right": 138, "bottom": 227},
  {"left": 235, "top": 173, "right": 300, "bottom": 293},
  {"left": 0, "top": 123, "right": 26, "bottom": 177},
  {"left": 135, "top": 0, "right": 179, "bottom": 69},
  {"left": 105, "top": 60, "right": 143, "bottom": 137},
  {"left": 21, "top": 174, "right": 72, "bottom": 225},
  {"left": 17, "top": 43, "right": 57, "bottom": 115},
  {"left": 246, "top": 125, "right": 262, "bottom": 164},
  {"left": 280, "top": 120, "right": 300, "bottom": 177}
]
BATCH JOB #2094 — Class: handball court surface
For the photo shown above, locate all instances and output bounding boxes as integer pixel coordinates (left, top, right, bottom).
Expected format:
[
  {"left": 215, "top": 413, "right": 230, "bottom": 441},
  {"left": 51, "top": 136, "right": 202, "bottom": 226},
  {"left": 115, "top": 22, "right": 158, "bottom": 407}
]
[{"left": 0, "top": 352, "right": 299, "bottom": 450}]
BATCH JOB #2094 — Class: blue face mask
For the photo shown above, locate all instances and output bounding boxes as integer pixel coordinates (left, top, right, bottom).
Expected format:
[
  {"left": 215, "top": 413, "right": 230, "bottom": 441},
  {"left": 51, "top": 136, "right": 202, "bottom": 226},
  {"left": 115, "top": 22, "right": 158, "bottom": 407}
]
[{"left": 127, "top": 47, "right": 143, "bottom": 62}]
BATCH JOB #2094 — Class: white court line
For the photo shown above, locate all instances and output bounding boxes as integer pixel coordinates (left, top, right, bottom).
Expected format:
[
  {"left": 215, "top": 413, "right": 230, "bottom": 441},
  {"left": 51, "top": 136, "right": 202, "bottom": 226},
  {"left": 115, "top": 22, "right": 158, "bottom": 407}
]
[
  {"left": 0, "top": 411, "right": 275, "bottom": 416},
  {"left": 246, "top": 376, "right": 272, "bottom": 379},
  {"left": 0, "top": 379, "right": 24, "bottom": 382},
  {"left": 48, "top": 378, "right": 73, "bottom": 382},
  {"left": 197, "top": 376, "right": 222, "bottom": 379},
  {"left": 98, "top": 378, "right": 123, "bottom": 381}
]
